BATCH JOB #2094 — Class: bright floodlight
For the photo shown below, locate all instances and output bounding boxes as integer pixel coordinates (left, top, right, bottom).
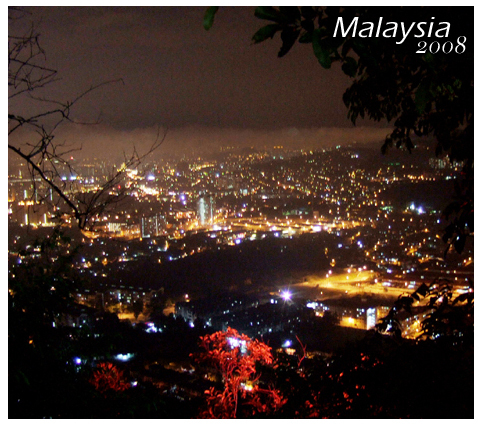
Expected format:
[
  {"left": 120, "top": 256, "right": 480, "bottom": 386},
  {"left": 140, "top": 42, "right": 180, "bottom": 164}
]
[
  {"left": 282, "top": 340, "right": 291, "bottom": 348},
  {"left": 114, "top": 353, "right": 135, "bottom": 362},
  {"left": 281, "top": 290, "right": 292, "bottom": 301}
]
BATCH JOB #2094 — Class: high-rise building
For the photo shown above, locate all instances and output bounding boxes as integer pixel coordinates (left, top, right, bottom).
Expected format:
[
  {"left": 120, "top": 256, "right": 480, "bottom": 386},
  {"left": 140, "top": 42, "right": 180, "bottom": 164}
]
[
  {"left": 197, "top": 195, "right": 215, "bottom": 227},
  {"left": 366, "top": 308, "right": 377, "bottom": 330}
]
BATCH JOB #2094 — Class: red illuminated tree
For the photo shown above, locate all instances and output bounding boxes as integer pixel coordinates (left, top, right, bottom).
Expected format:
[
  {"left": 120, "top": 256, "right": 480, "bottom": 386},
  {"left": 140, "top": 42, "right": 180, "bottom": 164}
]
[
  {"left": 89, "top": 362, "right": 130, "bottom": 396},
  {"left": 191, "top": 327, "right": 286, "bottom": 418}
]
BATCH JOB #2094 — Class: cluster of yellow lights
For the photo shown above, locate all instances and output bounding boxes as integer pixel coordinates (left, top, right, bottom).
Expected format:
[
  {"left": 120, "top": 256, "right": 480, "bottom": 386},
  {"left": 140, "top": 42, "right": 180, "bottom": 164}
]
[{"left": 17, "top": 200, "right": 36, "bottom": 206}]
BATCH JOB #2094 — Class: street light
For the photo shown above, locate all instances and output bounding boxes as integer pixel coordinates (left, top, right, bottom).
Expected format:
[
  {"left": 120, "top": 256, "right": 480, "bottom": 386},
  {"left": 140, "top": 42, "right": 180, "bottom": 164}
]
[{"left": 281, "top": 290, "right": 292, "bottom": 301}]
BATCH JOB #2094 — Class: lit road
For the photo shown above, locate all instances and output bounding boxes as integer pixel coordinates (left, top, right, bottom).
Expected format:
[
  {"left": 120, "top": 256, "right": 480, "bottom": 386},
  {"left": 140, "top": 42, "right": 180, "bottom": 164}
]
[
  {"left": 290, "top": 270, "right": 413, "bottom": 300},
  {"left": 216, "top": 216, "right": 363, "bottom": 235}
]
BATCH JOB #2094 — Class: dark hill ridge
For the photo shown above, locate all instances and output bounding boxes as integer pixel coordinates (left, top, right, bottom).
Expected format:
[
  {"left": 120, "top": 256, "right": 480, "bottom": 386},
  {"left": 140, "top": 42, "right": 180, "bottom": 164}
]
[{"left": 95, "top": 232, "right": 339, "bottom": 299}]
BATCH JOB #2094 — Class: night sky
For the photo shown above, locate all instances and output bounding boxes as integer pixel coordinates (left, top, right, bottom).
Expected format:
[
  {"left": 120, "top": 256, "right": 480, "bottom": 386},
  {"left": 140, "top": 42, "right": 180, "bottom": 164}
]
[{"left": 9, "top": 6, "right": 392, "bottom": 158}]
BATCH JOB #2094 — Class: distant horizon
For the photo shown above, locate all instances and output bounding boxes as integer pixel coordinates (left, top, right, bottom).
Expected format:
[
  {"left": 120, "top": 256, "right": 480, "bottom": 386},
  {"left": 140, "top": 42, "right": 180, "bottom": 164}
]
[{"left": 8, "top": 122, "right": 397, "bottom": 162}]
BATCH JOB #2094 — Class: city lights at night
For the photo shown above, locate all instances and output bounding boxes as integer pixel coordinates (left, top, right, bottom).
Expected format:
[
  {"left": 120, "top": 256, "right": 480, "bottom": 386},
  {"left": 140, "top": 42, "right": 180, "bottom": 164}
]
[{"left": 8, "top": 5, "right": 474, "bottom": 420}]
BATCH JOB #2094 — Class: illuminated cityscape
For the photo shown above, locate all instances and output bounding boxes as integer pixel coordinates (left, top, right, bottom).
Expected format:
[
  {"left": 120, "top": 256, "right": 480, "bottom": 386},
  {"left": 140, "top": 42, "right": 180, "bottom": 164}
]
[
  {"left": 9, "top": 142, "right": 473, "bottom": 333},
  {"left": 8, "top": 139, "right": 474, "bottom": 419},
  {"left": 8, "top": 5, "right": 473, "bottom": 420}
]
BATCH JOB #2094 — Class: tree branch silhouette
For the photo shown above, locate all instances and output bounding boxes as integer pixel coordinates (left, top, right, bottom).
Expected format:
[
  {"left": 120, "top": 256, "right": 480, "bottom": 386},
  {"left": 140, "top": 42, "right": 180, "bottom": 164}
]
[{"left": 8, "top": 7, "right": 166, "bottom": 229}]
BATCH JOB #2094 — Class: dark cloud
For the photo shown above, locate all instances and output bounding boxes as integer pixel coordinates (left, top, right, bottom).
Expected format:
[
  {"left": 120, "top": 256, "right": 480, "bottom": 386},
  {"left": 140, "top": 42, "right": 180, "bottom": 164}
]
[
  {"left": 10, "top": 6, "right": 391, "bottom": 157},
  {"left": 9, "top": 123, "right": 390, "bottom": 161}
]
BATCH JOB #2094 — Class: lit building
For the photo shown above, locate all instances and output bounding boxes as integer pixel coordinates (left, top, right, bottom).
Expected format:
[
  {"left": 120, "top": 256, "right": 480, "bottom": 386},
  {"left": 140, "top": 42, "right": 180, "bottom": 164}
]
[
  {"left": 141, "top": 214, "right": 165, "bottom": 238},
  {"left": 366, "top": 307, "right": 377, "bottom": 329},
  {"left": 197, "top": 195, "right": 215, "bottom": 227},
  {"left": 318, "top": 295, "right": 391, "bottom": 330}
]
